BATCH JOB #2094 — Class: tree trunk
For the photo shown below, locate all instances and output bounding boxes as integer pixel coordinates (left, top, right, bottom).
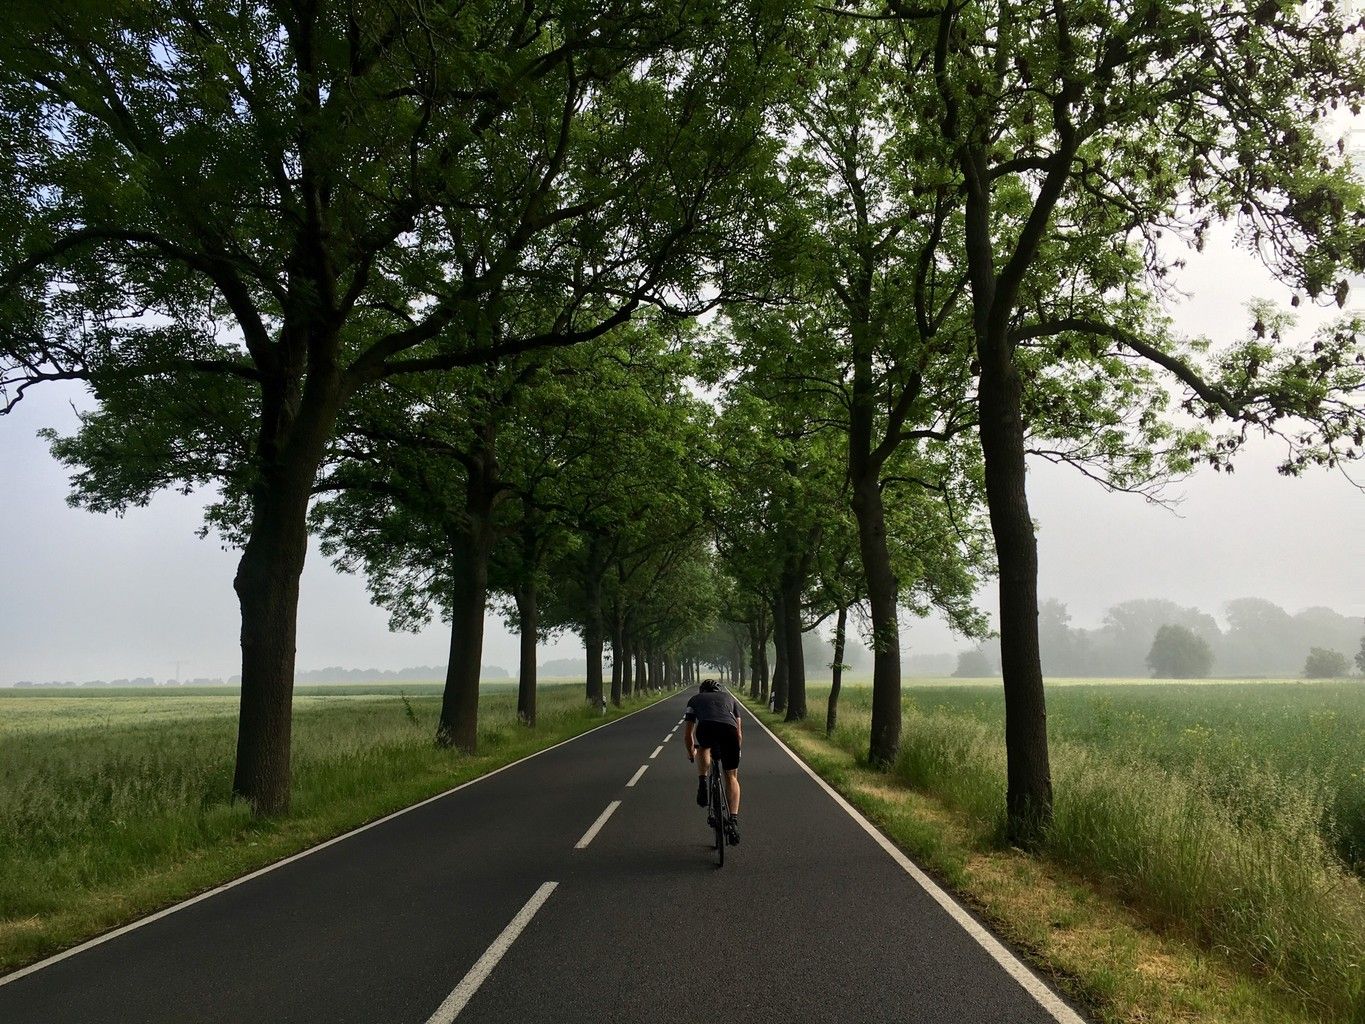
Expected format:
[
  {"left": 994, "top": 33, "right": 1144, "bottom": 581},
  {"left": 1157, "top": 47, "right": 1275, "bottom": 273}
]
[
  {"left": 635, "top": 643, "right": 647, "bottom": 692},
  {"left": 231, "top": 376, "right": 341, "bottom": 815},
  {"left": 621, "top": 627, "right": 635, "bottom": 697},
  {"left": 826, "top": 603, "right": 848, "bottom": 736},
  {"left": 436, "top": 530, "right": 491, "bottom": 752},
  {"left": 748, "top": 622, "right": 762, "bottom": 699},
  {"left": 851, "top": 471, "right": 902, "bottom": 767},
  {"left": 783, "top": 570, "right": 807, "bottom": 722},
  {"left": 979, "top": 333, "right": 1054, "bottom": 843},
  {"left": 771, "top": 591, "right": 788, "bottom": 714},
  {"left": 843, "top": 281, "right": 904, "bottom": 767},
  {"left": 515, "top": 581, "right": 538, "bottom": 726},
  {"left": 610, "top": 606, "right": 624, "bottom": 706},
  {"left": 583, "top": 537, "right": 605, "bottom": 705},
  {"left": 232, "top": 487, "right": 308, "bottom": 815},
  {"left": 436, "top": 430, "right": 498, "bottom": 752},
  {"left": 758, "top": 616, "right": 771, "bottom": 703}
]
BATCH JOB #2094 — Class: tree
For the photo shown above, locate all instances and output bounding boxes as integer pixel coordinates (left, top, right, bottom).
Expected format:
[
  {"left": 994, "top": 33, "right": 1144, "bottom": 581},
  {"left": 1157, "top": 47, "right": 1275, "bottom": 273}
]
[
  {"left": 762, "top": 19, "right": 983, "bottom": 761},
  {"left": 1293, "top": 606, "right": 1363, "bottom": 667},
  {"left": 808, "top": 520, "right": 864, "bottom": 735},
  {"left": 1, "top": 2, "right": 795, "bottom": 811},
  {"left": 538, "top": 333, "right": 717, "bottom": 705},
  {"left": 1220, "top": 597, "right": 1298, "bottom": 676},
  {"left": 314, "top": 361, "right": 529, "bottom": 751},
  {"left": 1145, "top": 624, "right": 1214, "bottom": 679},
  {"left": 1037, "top": 599, "right": 1098, "bottom": 677},
  {"left": 1095, "top": 599, "right": 1221, "bottom": 676},
  {"left": 953, "top": 646, "right": 996, "bottom": 678},
  {"left": 748, "top": 12, "right": 1186, "bottom": 774},
  {"left": 884, "top": 0, "right": 1365, "bottom": 841},
  {"left": 708, "top": 379, "right": 842, "bottom": 722},
  {"left": 1356, "top": 631, "right": 1365, "bottom": 676},
  {"left": 1304, "top": 647, "right": 1349, "bottom": 678}
]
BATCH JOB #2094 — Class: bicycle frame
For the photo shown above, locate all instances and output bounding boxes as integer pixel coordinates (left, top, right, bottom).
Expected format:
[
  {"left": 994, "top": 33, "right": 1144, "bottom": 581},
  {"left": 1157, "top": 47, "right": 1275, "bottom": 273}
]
[{"left": 707, "top": 756, "right": 730, "bottom": 866}]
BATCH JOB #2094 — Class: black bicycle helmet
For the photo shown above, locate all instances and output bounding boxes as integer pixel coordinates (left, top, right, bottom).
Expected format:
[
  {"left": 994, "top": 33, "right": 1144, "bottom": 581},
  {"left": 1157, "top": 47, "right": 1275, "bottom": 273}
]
[{"left": 699, "top": 678, "right": 722, "bottom": 692}]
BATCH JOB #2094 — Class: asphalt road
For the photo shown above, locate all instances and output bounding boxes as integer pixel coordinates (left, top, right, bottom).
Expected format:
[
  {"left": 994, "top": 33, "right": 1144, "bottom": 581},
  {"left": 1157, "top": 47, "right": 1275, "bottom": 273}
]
[{"left": 0, "top": 690, "right": 1085, "bottom": 1023}]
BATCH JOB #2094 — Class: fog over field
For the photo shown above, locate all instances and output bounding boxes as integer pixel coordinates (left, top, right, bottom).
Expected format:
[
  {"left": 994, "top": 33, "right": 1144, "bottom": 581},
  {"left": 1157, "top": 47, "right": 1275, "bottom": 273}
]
[{"left": 2, "top": 229, "right": 1363, "bottom": 685}]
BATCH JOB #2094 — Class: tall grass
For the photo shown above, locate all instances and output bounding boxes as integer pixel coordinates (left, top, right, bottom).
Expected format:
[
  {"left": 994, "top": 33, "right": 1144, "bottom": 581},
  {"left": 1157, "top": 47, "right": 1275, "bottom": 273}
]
[
  {"left": 0, "top": 685, "right": 646, "bottom": 971},
  {"left": 810, "top": 683, "right": 1365, "bottom": 1021}
]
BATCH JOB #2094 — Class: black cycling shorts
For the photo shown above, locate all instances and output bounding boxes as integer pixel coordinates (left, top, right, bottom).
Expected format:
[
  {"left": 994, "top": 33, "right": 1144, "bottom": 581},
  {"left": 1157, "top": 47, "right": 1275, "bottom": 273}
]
[{"left": 695, "top": 720, "right": 741, "bottom": 771}]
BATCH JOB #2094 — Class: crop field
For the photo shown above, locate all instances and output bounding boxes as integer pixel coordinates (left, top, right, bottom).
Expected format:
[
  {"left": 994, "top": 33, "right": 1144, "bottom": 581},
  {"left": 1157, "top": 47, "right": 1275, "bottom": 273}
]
[
  {"left": 0, "top": 682, "right": 640, "bottom": 973},
  {"left": 907, "top": 680, "right": 1365, "bottom": 864},
  {"left": 801, "top": 679, "right": 1365, "bottom": 1019}
]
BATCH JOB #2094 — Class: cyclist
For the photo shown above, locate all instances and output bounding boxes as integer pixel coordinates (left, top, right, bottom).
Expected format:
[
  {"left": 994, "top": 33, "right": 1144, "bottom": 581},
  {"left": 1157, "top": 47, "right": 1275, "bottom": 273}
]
[{"left": 683, "top": 678, "right": 742, "bottom": 844}]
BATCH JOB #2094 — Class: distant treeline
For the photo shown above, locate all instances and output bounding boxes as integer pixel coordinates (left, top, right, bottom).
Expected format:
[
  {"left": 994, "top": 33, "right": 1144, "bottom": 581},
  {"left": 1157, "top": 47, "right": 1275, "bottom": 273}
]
[
  {"left": 288, "top": 665, "right": 510, "bottom": 683},
  {"left": 537, "top": 658, "right": 589, "bottom": 677},
  {"left": 953, "top": 598, "right": 1364, "bottom": 678},
  {"left": 7, "top": 665, "right": 512, "bottom": 688},
  {"left": 11, "top": 677, "right": 162, "bottom": 688}
]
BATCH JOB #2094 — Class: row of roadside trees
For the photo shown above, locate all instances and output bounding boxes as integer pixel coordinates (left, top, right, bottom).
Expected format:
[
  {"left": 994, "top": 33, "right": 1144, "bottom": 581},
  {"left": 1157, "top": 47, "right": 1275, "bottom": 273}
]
[{"left": 4, "top": 0, "right": 1365, "bottom": 843}]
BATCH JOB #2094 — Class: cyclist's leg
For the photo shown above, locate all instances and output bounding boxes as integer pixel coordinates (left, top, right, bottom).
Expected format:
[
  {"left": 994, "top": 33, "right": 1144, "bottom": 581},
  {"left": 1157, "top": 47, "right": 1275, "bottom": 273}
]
[
  {"left": 725, "top": 769, "right": 740, "bottom": 813},
  {"left": 694, "top": 727, "right": 712, "bottom": 806},
  {"left": 720, "top": 724, "right": 741, "bottom": 807},
  {"left": 722, "top": 763, "right": 741, "bottom": 845},
  {"left": 694, "top": 722, "right": 717, "bottom": 780}
]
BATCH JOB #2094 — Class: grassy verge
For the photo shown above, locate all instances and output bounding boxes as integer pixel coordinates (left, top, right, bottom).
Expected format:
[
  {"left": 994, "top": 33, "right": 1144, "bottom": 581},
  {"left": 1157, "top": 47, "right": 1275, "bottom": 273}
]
[
  {"left": 750, "top": 689, "right": 1365, "bottom": 1024},
  {"left": 1, "top": 684, "right": 662, "bottom": 974}
]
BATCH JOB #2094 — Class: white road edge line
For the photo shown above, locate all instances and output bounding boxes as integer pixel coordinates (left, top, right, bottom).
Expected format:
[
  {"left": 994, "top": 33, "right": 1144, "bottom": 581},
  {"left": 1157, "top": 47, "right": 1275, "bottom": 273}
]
[
  {"left": 626, "top": 764, "right": 649, "bottom": 787},
  {"left": 747, "top": 711, "right": 1086, "bottom": 1024},
  {"left": 424, "top": 881, "right": 558, "bottom": 1024},
  {"left": 0, "top": 691, "right": 681, "bottom": 989},
  {"left": 574, "top": 800, "right": 622, "bottom": 849},
  {"left": 648, "top": 745, "right": 664, "bottom": 759}
]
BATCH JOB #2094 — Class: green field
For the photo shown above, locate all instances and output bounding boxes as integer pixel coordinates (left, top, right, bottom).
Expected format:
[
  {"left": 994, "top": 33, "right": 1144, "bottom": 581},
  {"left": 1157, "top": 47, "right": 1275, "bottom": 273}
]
[
  {"left": 0, "top": 683, "right": 651, "bottom": 973},
  {"left": 805, "top": 679, "right": 1365, "bottom": 1020}
]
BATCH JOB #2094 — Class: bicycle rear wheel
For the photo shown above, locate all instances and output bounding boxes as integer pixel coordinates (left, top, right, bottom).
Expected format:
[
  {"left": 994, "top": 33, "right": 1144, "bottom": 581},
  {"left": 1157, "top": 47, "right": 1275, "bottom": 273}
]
[{"left": 711, "top": 768, "right": 725, "bottom": 866}]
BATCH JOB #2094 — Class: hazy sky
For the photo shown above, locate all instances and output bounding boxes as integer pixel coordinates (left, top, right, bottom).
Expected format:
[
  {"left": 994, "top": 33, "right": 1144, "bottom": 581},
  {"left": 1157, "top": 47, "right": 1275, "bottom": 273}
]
[{"left": 2, "top": 227, "right": 1363, "bottom": 684}]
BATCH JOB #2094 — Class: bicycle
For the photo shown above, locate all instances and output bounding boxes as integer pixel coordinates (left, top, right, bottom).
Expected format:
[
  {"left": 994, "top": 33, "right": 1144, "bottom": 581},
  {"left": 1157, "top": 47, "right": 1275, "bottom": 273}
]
[{"left": 704, "top": 754, "right": 732, "bottom": 867}]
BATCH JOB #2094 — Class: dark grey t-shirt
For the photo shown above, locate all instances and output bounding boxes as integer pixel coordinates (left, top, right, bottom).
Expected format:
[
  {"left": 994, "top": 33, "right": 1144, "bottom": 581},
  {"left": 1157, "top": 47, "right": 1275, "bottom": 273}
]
[{"left": 683, "top": 689, "right": 742, "bottom": 727}]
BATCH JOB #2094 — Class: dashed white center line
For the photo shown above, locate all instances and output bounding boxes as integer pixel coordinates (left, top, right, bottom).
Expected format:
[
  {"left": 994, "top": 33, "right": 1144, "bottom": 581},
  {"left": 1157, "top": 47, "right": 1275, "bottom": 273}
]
[
  {"left": 574, "top": 800, "right": 622, "bottom": 849},
  {"left": 626, "top": 764, "right": 649, "bottom": 787},
  {"left": 424, "top": 881, "right": 558, "bottom": 1023},
  {"left": 649, "top": 745, "right": 664, "bottom": 759}
]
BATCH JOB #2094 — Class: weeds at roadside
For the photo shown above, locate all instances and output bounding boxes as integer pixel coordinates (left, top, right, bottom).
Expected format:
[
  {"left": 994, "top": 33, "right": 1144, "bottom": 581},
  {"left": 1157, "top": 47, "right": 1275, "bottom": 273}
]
[{"left": 399, "top": 690, "right": 421, "bottom": 728}]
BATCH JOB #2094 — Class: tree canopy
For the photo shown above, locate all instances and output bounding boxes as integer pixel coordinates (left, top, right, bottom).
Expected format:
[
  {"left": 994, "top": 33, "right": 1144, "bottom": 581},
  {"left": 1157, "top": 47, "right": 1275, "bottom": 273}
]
[{"left": 3, "top": 0, "right": 1364, "bottom": 837}]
